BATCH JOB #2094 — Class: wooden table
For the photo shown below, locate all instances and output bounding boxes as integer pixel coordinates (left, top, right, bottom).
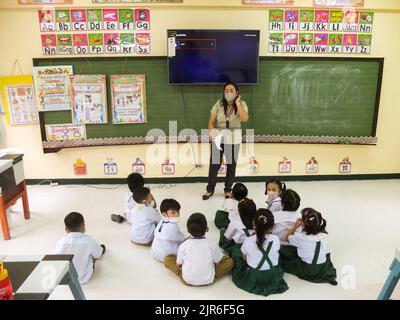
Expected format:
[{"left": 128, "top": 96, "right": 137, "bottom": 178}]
[{"left": 0, "top": 154, "right": 30, "bottom": 240}]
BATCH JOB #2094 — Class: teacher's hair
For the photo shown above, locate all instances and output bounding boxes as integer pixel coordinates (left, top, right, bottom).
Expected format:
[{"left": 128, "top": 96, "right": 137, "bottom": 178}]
[{"left": 220, "top": 82, "right": 239, "bottom": 116}]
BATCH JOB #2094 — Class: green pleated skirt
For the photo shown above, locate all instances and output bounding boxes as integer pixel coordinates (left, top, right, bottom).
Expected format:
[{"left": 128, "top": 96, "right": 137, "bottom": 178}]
[
  {"left": 232, "top": 257, "right": 289, "bottom": 296},
  {"left": 218, "top": 228, "right": 240, "bottom": 256},
  {"left": 214, "top": 210, "right": 230, "bottom": 229},
  {"left": 279, "top": 245, "right": 338, "bottom": 285}
]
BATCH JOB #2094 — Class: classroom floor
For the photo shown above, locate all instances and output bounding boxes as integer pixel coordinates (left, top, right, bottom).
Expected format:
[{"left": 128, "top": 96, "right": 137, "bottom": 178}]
[{"left": 1, "top": 180, "right": 400, "bottom": 300}]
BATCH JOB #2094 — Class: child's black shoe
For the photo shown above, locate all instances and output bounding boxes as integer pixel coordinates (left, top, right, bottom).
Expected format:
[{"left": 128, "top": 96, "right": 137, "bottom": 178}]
[{"left": 111, "top": 214, "right": 125, "bottom": 223}]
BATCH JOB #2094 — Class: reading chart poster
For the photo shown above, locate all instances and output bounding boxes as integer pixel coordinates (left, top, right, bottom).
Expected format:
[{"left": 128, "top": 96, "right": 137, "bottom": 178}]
[
  {"left": 70, "top": 74, "right": 108, "bottom": 124},
  {"left": 111, "top": 74, "right": 147, "bottom": 124},
  {"left": 33, "top": 66, "right": 73, "bottom": 112}
]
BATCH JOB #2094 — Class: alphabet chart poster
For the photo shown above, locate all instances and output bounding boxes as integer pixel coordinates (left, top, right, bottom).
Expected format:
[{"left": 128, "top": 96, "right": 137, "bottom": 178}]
[
  {"left": 38, "top": 8, "right": 151, "bottom": 56},
  {"left": 268, "top": 9, "right": 373, "bottom": 55},
  {"left": 111, "top": 74, "right": 147, "bottom": 124},
  {"left": 313, "top": 0, "right": 364, "bottom": 7},
  {"left": 33, "top": 66, "right": 73, "bottom": 112},
  {"left": 70, "top": 74, "right": 108, "bottom": 124}
]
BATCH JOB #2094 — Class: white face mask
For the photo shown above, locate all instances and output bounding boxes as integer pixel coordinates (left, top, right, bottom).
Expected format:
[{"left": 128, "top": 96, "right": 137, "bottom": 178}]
[
  {"left": 266, "top": 191, "right": 278, "bottom": 202},
  {"left": 224, "top": 92, "right": 237, "bottom": 103}
]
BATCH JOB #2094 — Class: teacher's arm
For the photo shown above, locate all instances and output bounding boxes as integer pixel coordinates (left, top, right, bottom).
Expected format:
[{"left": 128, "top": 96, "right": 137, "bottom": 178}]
[{"left": 235, "top": 95, "right": 249, "bottom": 122}]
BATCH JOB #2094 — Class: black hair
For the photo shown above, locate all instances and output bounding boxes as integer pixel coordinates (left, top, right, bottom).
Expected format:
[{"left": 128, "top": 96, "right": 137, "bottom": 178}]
[
  {"left": 254, "top": 209, "right": 275, "bottom": 251},
  {"left": 301, "top": 208, "right": 328, "bottom": 235},
  {"left": 265, "top": 179, "right": 287, "bottom": 195},
  {"left": 238, "top": 198, "right": 257, "bottom": 230},
  {"left": 64, "top": 212, "right": 84, "bottom": 232},
  {"left": 187, "top": 213, "right": 207, "bottom": 238},
  {"left": 127, "top": 173, "right": 145, "bottom": 193},
  {"left": 132, "top": 187, "right": 150, "bottom": 203},
  {"left": 220, "top": 82, "right": 239, "bottom": 116},
  {"left": 280, "top": 189, "right": 301, "bottom": 211},
  {"left": 160, "top": 199, "right": 181, "bottom": 214},
  {"left": 232, "top": 183, "right": 248, "bottom": 201}
]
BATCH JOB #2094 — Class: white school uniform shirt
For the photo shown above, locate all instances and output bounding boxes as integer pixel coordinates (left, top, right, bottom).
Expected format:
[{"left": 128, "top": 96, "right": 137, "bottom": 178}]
[
  {"left": 53, "top": 232, "right": 103, "bottom": 284},
  {"left": 288, "top": 230, "right": 330, "bottom": 264},
  {"left": 151, "top": 218, "right": 186, "bottom": 262},
  {"left": 266, "top": 196, "right": 283, "bottom": 213},
  {"left": 130, "top": 203, "right": 161, "bottom": 244},
  {"left": 124, "top": 191, "right": 136, "bottom": 224},
  {"left": 272, "top": 210, "right": 301, "bottom": 242},
  {"left": 241, "top": 234, "right": 280, "bottom": 271},
  {"left": 223, "top": 198, "right": 240, "bottom": 225},
  {"left": 224, "top": 219, "right": 254, "bottom": 244},
  {"left": 176, "top": 237, "right": 223, "bottom": 286}
]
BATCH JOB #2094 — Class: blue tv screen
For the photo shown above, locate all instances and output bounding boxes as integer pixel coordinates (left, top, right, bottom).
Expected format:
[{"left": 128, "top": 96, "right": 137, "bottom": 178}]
[{"left": 167, "top": 30, "right": 260, "bottom": 84}]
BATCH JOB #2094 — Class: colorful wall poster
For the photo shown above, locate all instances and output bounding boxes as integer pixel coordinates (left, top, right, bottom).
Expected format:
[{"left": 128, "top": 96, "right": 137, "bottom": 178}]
[
  {"left": 120, "top": 33, "right": 135, "bottom": 54},
  {"left": 0, "top": 92, "right": 4, "bottom": 115},
  {"left": 41, "top": 34, "right": 57, "bottom": 55},
  {"left": 5, "top": 85, "right": 38, "bottom": 125},
  {"left": 135, "top": 33, "right": 151, "bottom": 54},
  {"left": 314, "top": 33, "right": 328, "bottom": 53},
  {"left": 111, "top": 74, "right": 147, "bottom": 124},
  {"left": 343, "top": 11, "right": 359, "bottom": 32},
  {"left": 283, "top": 33, "right": 298, "bottom": 53},
  {"left": 284, "top": 10, "right": 299, "bottom": 31},
  {"left": 104, "top": 33, "right": 120, "bottom": 54},
  {"left": 357, "top": 34, "right": 372, "bottom": 54},
  {"left": 306, "top": 157, "right": 319, "bottom": 174},
  {"left": 329, "top": 33, "right": 343, "bottom": 53},
  {"left": 314, "top": 10, "right": 329, "bottom": 32},
  {"left": 278, "top": 157, "right": 291, "bottom": 174},
  {"left": 33, "top": 66, "right": 73, "bottom": 112},
  {"left": 269, "top": 10, "right": 284, "bottom": 31},
  {"left": 74, "top": 158, "right": 87, "bottom": 175},
  {"left": 132, "top": 157, "right": 145, "bottom": 175},
  {"left": 93, "top": 0, "right": 181, "bottom": 2},
  {"left": 135, "top": 8, "right": 150, "bottom": 31},
  {"left": 71, "top": 9, "right": 87, "bottom": 32},
  {"left": 89, "top": 33, "right": 104, "bottom": 54},
  {"left": 73, "top": 34, "right": 89, "bottom": 55},
  {"left": 20, "top": 0, "right": 73, "bottom": 3},
  {"left": 104, "top": 158, "right": 118, "bottom": 175},
  {"left": 343, "top": 33, "right": 357, "bottom": 54},
  {"left": 70, "top": 74, "right": 107, "bottom": 124},
  {"left": 243, "top": 0, "right": 294, "bottom": 4},
  {"left": 299, "top": 10, "right": 314, "bottom": 32},
  {"left": 359, "top": 12, "right": 374, "bottom": 33},
  {"left": 0, "top": 76, "right": 34, "bottom": 124},
  {"left": 299, "top": 33, "right": 313, "bottom": 53},
  {"left": 57, "top": 34, "right": 73, "bottom": 55},
  {"left": 161, "top": 159, "right": 175, "bottom": 175},
  {"left": 268, "top": 32, "right": 283, "bottom": 53},
  {"left": 119, "top": 9, "right": 135, "bottom": 31},
  {"left": 55, "top": 9, "right": 71, "bottom": 32},
  {"left": 103, "top": 8, "right": 119, "bottom": 31},
  {"left": 38, "top": 9, "right": 55, "bottom": 32},
  {"left": 313, "top": 0, "right": 364, "bottom": 7},
  {"left": 339, "top": 157, "right": 351, "bottom": 174},
  {"left": 87, "top": 9, "right": 103, "bottom": 31},
  {"left": 46, "top": 124, "right": 86, "bottom": 141},
  {"left": 329, "top": 10, "right": 344, "bottom": 32}
]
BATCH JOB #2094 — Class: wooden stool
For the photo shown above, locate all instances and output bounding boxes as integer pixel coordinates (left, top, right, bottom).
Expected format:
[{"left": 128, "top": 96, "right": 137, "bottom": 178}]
[
  {"left": 0, "top": 180, "right": 30, "bottom": 240},
  {"left": 377, "top": 249, "right": 400, "bottom": 300}
]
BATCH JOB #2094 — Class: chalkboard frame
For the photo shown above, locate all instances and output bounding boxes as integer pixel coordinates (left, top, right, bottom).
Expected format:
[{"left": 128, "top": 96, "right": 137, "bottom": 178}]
[{"left": 32, "top": 56, "right": 384, "bottom": 153}]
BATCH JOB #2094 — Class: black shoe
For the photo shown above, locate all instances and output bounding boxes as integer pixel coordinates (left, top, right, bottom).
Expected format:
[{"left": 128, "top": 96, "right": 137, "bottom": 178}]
[
  {"left": 202, "top": 192, "right": 214, "bottom": 200},
  {"left": 100, "top": 244, "right": 106, "bottom": 255},
  {"left": 111, "top": 214, "right": 125, "bottom": 223}
]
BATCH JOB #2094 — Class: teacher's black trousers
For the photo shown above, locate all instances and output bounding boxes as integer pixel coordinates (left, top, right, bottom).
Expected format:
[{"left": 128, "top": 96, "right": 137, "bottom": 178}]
[{"left": 206, "top": 142, "right": 240, "bottom": 193}]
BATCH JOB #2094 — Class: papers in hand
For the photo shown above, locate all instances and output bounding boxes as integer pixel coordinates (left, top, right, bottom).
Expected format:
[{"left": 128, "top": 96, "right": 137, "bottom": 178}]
[{"left": 214, "top": 134, "right": 223, "bottom": 151}]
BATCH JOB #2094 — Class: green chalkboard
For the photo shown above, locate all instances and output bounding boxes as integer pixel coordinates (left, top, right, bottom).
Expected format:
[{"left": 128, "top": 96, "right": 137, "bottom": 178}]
[{"left": 33, "top": 56, "right": 383, "bottom": 149}]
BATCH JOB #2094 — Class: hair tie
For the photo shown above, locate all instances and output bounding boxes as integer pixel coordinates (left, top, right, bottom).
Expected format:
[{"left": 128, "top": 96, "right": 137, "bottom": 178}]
[{"left": 258, "top": 215, "right": 267, "bottom": 224}]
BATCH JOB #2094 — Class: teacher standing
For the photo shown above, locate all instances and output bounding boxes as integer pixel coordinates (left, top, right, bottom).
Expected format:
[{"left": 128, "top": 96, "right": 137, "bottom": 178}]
[{"left": 203, "top": 82, "right": 249, "bottom": 200}]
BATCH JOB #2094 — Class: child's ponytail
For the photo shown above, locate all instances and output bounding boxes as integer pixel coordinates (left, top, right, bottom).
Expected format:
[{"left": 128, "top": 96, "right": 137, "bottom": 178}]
[{"left": 254, "top": 209, "right": 274, "bottom": 251}]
